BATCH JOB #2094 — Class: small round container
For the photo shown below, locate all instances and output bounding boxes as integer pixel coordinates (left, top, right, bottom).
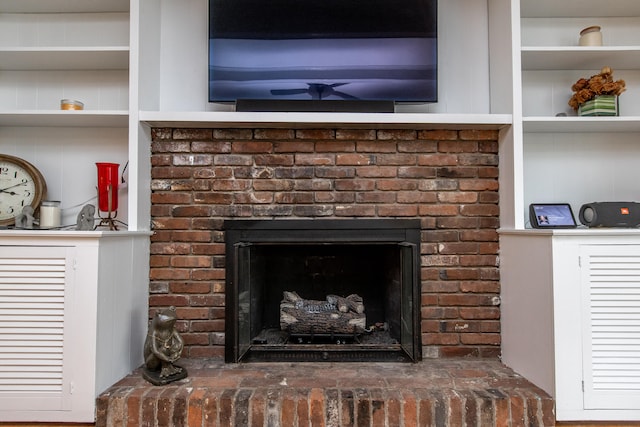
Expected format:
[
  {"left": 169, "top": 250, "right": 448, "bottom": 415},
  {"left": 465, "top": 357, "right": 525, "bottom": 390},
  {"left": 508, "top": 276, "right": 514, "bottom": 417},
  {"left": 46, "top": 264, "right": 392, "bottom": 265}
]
[
  {"left": 40, "top": 200, "right": 61, "bottom": 228},
  {"left": 60, "top": 99, "right": 84, "bottom": 110},
  {"left": 579, "top": 26, "right": 602, "bottom": 46}
]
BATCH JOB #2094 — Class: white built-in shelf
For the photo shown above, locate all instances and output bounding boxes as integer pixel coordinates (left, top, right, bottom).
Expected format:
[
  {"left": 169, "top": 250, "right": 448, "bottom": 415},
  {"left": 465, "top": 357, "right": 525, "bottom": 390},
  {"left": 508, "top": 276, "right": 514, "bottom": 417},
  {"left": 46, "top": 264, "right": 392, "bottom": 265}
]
[
  {"left": 521, "top": 46, "right": 640, "bottom": 70},
  {"left": 139, "top": 111, "right": 512, "bottom": 130},
  {"left": 523, "top": 116, "right": 640, "bottom": 133},
  {"left": 521, "top": 0, "right": 640, "bottom": 18},
  {"left": 0, "top": 48, "right": 129, "bottom": 71},
  {"left": 0, "top": 0, "right": 129, "bottom": 13},
  {"left": 0, "top": 111, "right": 128, "bottom": 127},
  {"left": 500, "top": 227, "right": 640, "bottom": 236},
  {"left": 0, "top": 230, "right": 150, "bottom": 238}
]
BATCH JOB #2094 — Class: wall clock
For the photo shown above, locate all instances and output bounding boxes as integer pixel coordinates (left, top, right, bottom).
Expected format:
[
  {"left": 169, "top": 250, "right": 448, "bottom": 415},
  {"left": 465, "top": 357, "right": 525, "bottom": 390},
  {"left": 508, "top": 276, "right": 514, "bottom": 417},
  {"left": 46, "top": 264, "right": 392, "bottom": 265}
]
[{"left": 0, "top": 154, "right": 47, "bottom": 226}]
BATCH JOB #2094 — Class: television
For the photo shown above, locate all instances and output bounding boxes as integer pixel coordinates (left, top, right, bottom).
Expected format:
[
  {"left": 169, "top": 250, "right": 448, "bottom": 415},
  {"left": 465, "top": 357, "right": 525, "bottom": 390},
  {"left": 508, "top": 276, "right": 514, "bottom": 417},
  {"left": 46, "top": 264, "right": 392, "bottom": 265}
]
[{"left": 208, "top": 0, "right": 437, "bottom": 110}]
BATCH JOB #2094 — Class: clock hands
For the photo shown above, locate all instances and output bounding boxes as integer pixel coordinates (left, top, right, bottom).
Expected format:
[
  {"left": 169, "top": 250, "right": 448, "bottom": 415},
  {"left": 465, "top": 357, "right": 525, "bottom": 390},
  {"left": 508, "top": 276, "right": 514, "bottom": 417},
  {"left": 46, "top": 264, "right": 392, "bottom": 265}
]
[{"left": 0, "top": 180, "right": 31, "bottom": 195}]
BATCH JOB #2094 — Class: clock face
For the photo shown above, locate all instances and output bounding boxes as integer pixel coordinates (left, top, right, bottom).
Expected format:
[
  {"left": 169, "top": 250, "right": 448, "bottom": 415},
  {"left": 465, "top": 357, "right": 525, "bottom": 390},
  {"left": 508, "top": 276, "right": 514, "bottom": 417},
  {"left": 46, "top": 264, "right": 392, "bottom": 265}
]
[{"left": 0, "top": 155, "right": 46, "bottom": 226}]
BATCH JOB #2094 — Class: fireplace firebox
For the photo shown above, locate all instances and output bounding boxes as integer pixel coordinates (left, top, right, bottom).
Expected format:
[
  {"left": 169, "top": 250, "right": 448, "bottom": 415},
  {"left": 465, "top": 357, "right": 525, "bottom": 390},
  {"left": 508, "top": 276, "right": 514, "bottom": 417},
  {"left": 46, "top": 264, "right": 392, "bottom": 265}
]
[{"left": 224, "top": 219, "right": 421, "bottom": 362}]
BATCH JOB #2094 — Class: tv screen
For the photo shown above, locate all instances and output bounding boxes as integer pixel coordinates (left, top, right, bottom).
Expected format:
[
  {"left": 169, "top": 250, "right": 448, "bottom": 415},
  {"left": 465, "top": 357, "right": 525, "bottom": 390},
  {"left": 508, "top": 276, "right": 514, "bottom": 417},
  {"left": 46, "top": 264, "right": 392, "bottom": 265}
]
[{"left": 208, "top": 0, "right": 437, "bottom": 104}]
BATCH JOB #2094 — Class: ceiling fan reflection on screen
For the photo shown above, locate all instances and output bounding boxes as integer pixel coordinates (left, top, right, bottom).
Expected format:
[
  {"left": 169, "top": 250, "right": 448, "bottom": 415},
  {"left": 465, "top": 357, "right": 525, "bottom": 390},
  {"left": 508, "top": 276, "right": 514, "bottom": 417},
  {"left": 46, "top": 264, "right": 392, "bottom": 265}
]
[{"left": 270, "top": 83, "right": 358, "bottom": 100}]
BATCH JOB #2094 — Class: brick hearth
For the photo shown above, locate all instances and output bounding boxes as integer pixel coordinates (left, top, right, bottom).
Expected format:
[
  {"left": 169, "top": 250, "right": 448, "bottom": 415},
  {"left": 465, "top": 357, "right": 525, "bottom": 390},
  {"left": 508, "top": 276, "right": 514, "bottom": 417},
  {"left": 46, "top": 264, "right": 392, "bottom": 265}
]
[{"left": 96, "top": 358, "right": 554, "bottom": 426}]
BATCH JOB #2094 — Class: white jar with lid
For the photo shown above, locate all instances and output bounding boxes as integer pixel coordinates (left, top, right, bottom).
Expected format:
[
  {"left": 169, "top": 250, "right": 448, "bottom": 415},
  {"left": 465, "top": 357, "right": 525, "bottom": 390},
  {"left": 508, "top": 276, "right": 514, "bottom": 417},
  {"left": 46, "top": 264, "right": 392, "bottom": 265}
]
[
  {"left": 579, "top": 26, "right": 602, "bottom": 46},
  {"left": 40, "top": 201, "right": 61, "bottom": 228}
]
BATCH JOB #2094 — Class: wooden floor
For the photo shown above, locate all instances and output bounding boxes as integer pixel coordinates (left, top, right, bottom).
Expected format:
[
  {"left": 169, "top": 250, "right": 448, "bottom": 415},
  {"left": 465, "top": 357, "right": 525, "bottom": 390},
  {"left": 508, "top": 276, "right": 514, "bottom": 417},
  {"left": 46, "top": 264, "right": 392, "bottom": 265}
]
[
  {"left": 0, "top": 420, "right": 639, "bottom": 426},
  {"left": 558, "top": 424, "right": 640, "bottom": 427},
  {"left": 0, "top": 425, "right": 94, "bottom": 427}
]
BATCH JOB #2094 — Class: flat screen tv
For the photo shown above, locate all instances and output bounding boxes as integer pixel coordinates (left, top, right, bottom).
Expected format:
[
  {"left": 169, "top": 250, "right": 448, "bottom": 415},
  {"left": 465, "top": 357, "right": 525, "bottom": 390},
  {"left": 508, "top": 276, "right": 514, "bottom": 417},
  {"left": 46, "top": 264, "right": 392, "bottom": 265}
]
[{"left": 208, "top": 0, "right": 437, "bottom": 108}]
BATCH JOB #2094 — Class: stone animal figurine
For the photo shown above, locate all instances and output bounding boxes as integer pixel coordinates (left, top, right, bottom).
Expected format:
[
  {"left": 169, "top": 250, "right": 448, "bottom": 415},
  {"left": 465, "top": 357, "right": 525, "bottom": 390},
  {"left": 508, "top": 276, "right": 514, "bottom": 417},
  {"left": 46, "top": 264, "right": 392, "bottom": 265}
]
[
  {"left": 142, "top": 306, "right": 187, "bottom": 385},
  {"left": 75, "top": 204, "right": 96, "bottom": 231},
  {"left": 14, "top": 206, "right": 34, "bottom": 229}
]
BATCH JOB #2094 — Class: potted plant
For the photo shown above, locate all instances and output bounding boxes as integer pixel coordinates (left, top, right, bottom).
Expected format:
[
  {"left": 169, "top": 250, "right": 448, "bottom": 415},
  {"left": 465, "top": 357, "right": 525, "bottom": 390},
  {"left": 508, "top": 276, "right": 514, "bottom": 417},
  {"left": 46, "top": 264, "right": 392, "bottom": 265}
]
[{"left": 568, "top": 66, "right": 626, "bottom": 116}]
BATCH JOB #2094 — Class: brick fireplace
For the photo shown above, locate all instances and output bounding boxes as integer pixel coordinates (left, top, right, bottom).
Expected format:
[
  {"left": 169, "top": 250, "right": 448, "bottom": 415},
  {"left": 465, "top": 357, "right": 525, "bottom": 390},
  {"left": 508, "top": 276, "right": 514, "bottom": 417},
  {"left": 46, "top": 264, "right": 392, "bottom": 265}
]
[
  {"left": 97, "top": 127, "right": 556, "bottom": 426},
  {"left": 148, "top": 127, "right": 501, "bottom": 360}
]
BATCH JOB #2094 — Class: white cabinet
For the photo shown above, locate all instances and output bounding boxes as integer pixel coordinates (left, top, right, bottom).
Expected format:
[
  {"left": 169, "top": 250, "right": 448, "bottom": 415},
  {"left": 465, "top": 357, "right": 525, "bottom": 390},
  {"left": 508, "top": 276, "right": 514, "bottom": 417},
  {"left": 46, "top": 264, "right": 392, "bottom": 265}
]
[
  {"left": 500, "top": 1, "right": 640, "bottom": 421},
  {"left": 501, "top": 231, "right": 640, "bottom": 421},
  {"left": 0, "top": 232, "right": 149, "bottom": 423}
]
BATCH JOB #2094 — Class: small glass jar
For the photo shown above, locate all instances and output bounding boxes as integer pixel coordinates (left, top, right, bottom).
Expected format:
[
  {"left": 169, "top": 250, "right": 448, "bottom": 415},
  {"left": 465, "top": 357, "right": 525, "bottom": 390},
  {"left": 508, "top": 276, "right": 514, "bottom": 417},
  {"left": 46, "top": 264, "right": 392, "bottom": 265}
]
[
  {"left": 60, "top": 99, "right": 84, "bottom": 110},
  {"left": 40, "top": 200, "right": 61, "bottom": 228}
]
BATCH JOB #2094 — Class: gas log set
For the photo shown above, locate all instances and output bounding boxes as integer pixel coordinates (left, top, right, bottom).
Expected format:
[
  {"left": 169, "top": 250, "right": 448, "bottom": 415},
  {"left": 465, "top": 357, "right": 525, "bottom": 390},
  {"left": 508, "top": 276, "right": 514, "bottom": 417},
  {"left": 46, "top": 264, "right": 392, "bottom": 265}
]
[
  {"left": 279, "top": 291, "right": 367, "bottom": 337},
  {"left": 251, "top": 290, "right": 400, "bottom": 356}
]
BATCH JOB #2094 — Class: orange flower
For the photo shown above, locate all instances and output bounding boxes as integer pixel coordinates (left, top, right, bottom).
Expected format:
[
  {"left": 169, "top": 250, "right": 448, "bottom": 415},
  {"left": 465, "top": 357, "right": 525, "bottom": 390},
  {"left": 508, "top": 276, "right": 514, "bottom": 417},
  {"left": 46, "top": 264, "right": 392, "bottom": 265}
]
[{"left": 571, "top": 78, "right": 589, "bottom": 92}]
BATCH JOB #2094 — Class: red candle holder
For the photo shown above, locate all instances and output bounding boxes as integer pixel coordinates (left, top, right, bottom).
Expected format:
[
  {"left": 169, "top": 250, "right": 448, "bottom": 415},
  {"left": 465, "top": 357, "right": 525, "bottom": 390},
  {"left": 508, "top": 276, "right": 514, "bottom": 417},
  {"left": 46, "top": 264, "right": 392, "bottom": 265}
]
[{"left": 96, "top": 162, "right": 119, "bottom": 230}]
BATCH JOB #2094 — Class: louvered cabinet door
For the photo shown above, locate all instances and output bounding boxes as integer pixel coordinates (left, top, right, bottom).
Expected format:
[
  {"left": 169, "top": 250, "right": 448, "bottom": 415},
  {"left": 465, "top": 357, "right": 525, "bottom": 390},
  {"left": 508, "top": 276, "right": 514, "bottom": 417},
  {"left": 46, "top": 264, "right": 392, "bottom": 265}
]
[
  {"left": 0, "top": 246, "right": 75, "bottom": 413},
  {"left": 580, "top": 245, "right": 640, "bottom": 410}
]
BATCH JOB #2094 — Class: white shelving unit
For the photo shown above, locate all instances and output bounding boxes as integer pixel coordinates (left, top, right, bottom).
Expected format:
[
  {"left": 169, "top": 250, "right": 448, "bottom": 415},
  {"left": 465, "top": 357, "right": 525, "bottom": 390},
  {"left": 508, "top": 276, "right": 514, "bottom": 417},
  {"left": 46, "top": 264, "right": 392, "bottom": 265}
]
[
  {"left": 0, "top": 0, "right": 149, "bottom": 230},
  {"left": 0, "top": 1, "right": 149, "bottom": 422},
  {"left": 501, "top": 0, "right": 640, "bottom": 421},
  {"left": 501, "top": 0, "right": 640, "bottom": 229}
]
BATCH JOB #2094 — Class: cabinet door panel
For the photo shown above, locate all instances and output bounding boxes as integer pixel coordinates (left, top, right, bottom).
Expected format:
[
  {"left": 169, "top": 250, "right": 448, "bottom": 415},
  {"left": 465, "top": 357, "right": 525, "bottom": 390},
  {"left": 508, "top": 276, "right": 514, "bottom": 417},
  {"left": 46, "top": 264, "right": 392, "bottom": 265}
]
[
  {"left": 0, "top": 245, "right": 75, "bottom": 414},
  {"left": 580, "top": 245, "right": 640, "bottom": 409}
]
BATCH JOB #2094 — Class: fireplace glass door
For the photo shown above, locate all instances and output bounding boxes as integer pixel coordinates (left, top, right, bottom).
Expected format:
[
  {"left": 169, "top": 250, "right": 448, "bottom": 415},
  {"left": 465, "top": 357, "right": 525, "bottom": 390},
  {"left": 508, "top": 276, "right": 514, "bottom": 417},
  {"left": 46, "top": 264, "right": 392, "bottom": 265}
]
[{"left": 225, "top": 219, "right": 421, "bottom": 362}]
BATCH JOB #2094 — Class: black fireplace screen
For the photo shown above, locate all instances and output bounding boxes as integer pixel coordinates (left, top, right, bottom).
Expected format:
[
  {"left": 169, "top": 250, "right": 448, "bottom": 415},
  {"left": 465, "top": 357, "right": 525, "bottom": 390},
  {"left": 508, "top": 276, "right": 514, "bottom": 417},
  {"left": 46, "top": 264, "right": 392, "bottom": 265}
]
[{"left": 224, "top": 219, "right": 421, "bottom": 362}]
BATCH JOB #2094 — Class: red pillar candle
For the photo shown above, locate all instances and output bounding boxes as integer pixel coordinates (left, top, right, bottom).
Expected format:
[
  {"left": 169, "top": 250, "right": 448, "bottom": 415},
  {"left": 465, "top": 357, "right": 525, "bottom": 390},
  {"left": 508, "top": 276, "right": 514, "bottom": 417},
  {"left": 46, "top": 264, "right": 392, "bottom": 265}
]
[{"left": 96, "top": 162, "right": 119, "bottom": 213}]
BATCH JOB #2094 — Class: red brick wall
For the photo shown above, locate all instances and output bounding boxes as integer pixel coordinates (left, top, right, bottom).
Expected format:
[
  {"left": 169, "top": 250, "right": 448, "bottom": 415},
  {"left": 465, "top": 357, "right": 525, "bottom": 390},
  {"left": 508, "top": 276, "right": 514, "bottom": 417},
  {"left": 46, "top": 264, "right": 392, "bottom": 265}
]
[{"left": 149, "top": 127, "right": 500, "bottom": 359}]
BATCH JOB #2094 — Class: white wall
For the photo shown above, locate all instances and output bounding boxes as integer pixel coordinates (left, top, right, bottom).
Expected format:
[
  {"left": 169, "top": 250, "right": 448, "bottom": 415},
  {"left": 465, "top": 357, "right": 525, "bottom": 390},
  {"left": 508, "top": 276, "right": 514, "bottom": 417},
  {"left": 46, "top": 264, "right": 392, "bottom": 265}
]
[
  {"left": 0, "top": 127, "right": 129, "bottom": 227},
  {"left": 523, "top": 133, "right": 640, "bottom": 227},
  {"left": 154, "top": 0, "right": 493, "bottom": 114}
]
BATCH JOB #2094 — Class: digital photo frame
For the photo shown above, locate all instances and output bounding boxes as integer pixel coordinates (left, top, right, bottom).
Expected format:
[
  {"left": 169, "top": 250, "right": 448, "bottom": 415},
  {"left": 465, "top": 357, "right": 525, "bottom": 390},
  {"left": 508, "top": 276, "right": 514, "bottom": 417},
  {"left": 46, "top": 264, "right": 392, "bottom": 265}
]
[{"left": 529, "top": 203, "right": 578, "bottom": 229}]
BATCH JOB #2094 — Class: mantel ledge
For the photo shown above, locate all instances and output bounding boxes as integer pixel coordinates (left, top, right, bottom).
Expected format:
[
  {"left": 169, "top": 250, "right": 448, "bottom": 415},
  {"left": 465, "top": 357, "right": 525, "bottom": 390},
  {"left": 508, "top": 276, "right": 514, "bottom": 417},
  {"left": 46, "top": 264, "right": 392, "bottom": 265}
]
[
  {"left": 499, "top": 227, "right": 640, "bottom": 237},
  {"left": 0, "top": 229, "right": 152, "bottom": 239},
  {"left": 139, "top": 111, "right": 512, "bottom": 130}
]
